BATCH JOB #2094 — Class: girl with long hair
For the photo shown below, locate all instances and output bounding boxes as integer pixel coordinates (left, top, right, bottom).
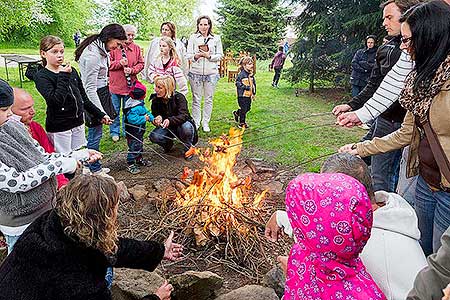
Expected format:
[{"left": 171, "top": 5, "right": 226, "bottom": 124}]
[
  {"left": 186, "top": 15, "right": 223, "bottom": 132},
  {"left": 76, "top": 23, "right": 126, "bottom": 175},
  {"left": 34, "top": 35, "right": 110, "bottom": 153},
  {"left": 144, "top": 21, "right": 188, "bottom": 79},
  {"left": 147, "top": 36, "right": 188, "bottom": 96},
  {"left": 0, "top": 175, "right": 181, "bottom": 300},
  {"left": 340, "top": 0, "right": 450, "bottom": 255}
]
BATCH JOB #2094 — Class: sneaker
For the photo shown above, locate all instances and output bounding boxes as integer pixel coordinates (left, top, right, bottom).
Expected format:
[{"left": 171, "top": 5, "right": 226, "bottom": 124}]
[
  {"left": 203, "top": 124, "right": 211, "bottom": 132},
  {"left": 127, "top": 164, "right": 141, "bottom": 175},
  {"left": 136, "top": 159, "right": 150, "bottom": 167},
  {"left": 238, "top": 123, "right": 249, "bottom": 129},
  {"left": 112, "top": 136, "right": 119, "bottom": 142},
  {"left": 232, "top": 110, "right": 239, "bottom": 123}
]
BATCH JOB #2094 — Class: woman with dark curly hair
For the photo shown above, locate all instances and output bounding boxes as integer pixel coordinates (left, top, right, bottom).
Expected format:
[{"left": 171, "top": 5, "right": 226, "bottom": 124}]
[{"left": 0, "top": 175, "right": 182, "bottom": 300}]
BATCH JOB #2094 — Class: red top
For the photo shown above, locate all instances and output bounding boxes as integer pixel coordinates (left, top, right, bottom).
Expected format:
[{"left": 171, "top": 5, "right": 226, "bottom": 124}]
[
  {"left": 109, "top": 42, "right": 145, "bottom": 95},
  {"left": 29, "top": 121, "right": 69, "bottom": 189}
]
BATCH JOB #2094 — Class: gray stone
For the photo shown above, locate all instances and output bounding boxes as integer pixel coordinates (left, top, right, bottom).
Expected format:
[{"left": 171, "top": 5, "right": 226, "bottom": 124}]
[
  {"left": 215, "top": 285, "right": 279, "bottom": 300},
  {"left": 128, "top": 184, "right": 148, "bottom": 202},
  {"left": 263, "top": 266, "right": 285, "bottom": 299},
  {"left": 117, "top": 181, "right": 131, "bottom": 202},
  {"left": 153, "top": 178, "right": 173, "bottom": 193},
  {"left": 111, "top": 268, "right": 165, "bottom": 300},
  {"left": 265, "top": 181, "right": 284, "bottom": 195},
  {"left": 169, "top": 271, "right": 223, "bottom": 300}
]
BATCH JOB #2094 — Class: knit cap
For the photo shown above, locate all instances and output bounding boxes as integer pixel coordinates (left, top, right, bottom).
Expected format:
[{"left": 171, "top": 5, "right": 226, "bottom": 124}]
[
  {"left": 129, "top": 80, "right": 147, "bottom": 100},
  {"left": 0, "top": 79, "right": 14, "bottom": 108}
]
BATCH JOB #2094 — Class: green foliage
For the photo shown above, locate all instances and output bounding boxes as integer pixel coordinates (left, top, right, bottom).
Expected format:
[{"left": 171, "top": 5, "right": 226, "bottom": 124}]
[
  {"left": 110, "top": 0, "right": 199, "bottom": 40},
  {"left": 216, "top": 0, "right": 289, "bottom": 59},
  {"left": 286, "top": 0, "right": 384, "bottom": 92},
  {"left": 0, "top": 0, "right": 95, "bottom": 46}
]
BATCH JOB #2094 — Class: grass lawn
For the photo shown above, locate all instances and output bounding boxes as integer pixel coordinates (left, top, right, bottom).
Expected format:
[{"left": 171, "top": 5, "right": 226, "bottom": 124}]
[{"left": 0, "top": 46, "right": 363, "bottom": 171}]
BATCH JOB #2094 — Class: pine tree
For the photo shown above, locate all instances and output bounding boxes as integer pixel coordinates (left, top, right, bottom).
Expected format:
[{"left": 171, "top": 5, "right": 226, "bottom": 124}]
[
  {"left": 217, "top": 0, "right": 288, "bottom": 59},
  {"left": 286, "top": 0, "right": 384, "bottom": 92}
]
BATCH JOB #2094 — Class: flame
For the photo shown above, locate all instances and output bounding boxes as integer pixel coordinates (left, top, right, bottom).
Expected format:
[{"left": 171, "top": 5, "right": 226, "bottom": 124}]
[{"left": 177, "top": 127, "right": 268, "bottom": 245}]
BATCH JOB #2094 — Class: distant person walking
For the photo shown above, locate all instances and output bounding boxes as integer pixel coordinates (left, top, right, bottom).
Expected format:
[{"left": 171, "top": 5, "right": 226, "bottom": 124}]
[
  {"left": 73, "top": 30, "right": 81, "bottom": 47},
  {"left": 269, "top": 46, "right": 286, "bottom": 88}
]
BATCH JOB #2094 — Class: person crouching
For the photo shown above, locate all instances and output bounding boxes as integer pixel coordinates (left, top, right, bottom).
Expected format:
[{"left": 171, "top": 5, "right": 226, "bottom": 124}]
[{"left": 124, "top": 81, "right": 154, "bottom": 174}]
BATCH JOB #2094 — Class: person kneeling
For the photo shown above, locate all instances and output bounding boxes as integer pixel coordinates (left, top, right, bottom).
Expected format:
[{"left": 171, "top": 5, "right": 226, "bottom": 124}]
[
  {"left": 149, "top": 75, "right": 197, "bottom": 159},
  {"left": 0, "top": 174, "right": 182, "bottom": 300}
]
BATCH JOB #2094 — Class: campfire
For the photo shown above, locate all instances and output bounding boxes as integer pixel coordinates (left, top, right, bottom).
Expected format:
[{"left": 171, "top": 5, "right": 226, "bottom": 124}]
[{"left": 177, "top": 127, "right": 268, "bottom": 246}]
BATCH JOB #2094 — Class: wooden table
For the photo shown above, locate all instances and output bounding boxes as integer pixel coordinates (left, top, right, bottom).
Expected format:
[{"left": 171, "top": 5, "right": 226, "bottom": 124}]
[{"left": 1, "top": 54, "right": 42, "bottom": 87}]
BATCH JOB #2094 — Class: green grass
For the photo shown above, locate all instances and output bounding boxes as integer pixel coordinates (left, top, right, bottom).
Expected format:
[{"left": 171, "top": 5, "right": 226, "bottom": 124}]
[{"left": 0, "top": 47, "right": 363, "bottom": 171}]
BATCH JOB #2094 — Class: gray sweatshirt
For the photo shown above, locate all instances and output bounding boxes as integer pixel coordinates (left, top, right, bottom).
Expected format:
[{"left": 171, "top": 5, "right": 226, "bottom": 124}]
[{"left": 78, "top": 39, "right": 108, "bottom": 114}]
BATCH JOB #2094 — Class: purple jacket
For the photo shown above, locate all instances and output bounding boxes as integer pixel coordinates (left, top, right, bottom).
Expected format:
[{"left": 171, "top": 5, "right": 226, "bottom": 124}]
[{"left": 270, "top": 51, "right": 286, "bottom": 69}]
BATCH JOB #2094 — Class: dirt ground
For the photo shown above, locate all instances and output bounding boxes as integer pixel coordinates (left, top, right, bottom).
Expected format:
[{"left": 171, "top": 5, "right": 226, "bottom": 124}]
[{"left": 106, "top": 141, "right": 295, "bottom": 292}]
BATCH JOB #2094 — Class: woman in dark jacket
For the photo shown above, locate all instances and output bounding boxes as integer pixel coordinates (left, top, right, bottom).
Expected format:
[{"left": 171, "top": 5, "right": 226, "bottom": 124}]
[
  {"left": 350, "top": 35, "right": 378, "bottom": 97},
  {"left": 35, "top": 35, "right": 111, "bottom": 153},
  {"left": 0, "top": 175, "right": 181, "bottom": 300},
  {"left": 149, "top": 75, "right": 197, "bottom": 159}
]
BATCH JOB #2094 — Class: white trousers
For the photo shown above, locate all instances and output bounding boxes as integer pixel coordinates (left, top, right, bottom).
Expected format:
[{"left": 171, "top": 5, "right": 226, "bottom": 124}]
[
  {"left": 47, "top": 124, "right": 87, "bottom": 153},
  {"left": 189, "top": 76, "right": 218, "bottom": 128}
]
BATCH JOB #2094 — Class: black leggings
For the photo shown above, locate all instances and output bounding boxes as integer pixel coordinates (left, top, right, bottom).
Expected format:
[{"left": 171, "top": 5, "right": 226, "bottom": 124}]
[{"left": 237, "top": 97, "right": 252, "bottom": 124}]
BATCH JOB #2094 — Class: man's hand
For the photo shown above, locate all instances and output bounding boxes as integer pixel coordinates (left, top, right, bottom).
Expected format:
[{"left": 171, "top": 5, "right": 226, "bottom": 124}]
[
  {"left": 339, "top": 143, "right": 359, "bottom": 155},
  {"left": 265, "top": 212, "right": 282, "bottom": 242},
  {"left": 337, "top": 112, "right": 362, "bottom": 127},
  {"left": 155, "top": 281, "right": 173, "bottom": 300},
  {"left": 164, "top": 231, "right": 183, "bottom": 261},
  {"left": 332, "top": 104, "right": 352, "bottom": 116},
  {"left": 119, "top": 58, "right": 128, "bottom": 66},
  {"left": 86, "top": 150, "right": 103, "bottom": 163}
]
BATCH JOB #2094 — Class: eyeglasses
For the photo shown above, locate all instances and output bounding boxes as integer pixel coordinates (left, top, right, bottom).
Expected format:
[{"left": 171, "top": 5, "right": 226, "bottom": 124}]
[{"left": 401, "top": 36, "right": 412, "bottom": 45}]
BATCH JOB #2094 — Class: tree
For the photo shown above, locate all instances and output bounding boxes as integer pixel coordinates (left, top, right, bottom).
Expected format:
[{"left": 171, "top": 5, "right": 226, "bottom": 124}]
[
  {"left": 110, "top": 0, "right": 199, "bottom": 40},
  {"left": 216, "top": 0, "right": 289, "bottom": 59},
  {"left": 286, "top": 0, "right": 384, "bottom": 92},
  {"left": 1, "top": 0, "right": 95, "bottom": 46}
]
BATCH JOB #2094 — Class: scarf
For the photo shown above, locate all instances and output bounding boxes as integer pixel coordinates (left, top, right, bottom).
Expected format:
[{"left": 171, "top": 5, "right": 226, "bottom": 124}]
[
  {"left": 284, "top": 173, "right": 386, "bottom": 300},
  {"left": 399, "top": 54, "right": 450, "bottom": 123}
]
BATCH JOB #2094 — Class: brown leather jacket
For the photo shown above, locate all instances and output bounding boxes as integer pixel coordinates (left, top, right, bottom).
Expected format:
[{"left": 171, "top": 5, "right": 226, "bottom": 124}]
[{"left": 356, "top": 79, "right": 450, "bottom": 189}]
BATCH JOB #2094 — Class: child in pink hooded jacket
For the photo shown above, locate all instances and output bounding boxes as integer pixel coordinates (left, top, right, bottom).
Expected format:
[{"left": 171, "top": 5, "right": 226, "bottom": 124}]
[{"left": 284, "top": 173, "right": 386, "bottom": 300}]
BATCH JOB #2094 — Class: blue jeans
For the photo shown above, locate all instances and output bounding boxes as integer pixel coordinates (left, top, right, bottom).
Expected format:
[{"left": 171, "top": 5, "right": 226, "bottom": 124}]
[
  {"left": 5, "top": 234, "right": 20, "bottom": 255},
  {"left": 87, "top": 125, "right": 103, "bottom": 172},
  {"left": 106, "top": 267, "right": 114, "bottom": 289},
  {"left": 110, "top": 94, "right": 129, "bottom": 137},
  {"left": 149, "top": 121, "right": 194, "bottom": 152},
  {"left": 370, "top": 116, "right": 402, "bottom": 192},
  {"left": 415, "top": 175, "right": 450, "bottom": 256},
  {"left": 126, "top": 124, "right": 145, "bottom": 164}
]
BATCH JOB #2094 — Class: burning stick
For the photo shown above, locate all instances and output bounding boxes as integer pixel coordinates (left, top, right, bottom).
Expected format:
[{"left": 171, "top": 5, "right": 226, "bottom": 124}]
[
  {"left": 180, "top": 167, "right": 191, "bottom": 180},
  {"left": 185, "top": 146, "right": 198, "bottom": 158}
]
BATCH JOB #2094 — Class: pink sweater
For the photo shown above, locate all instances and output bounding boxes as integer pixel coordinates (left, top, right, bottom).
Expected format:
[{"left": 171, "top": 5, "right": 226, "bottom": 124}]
[{"left": 109, "top": 42, "right": 144, "bottom": 95}]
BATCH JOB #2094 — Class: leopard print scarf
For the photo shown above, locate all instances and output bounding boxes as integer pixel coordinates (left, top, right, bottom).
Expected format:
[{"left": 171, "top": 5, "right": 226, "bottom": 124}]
[{"left": 399, "top": 54, "right": 450, "bottom": 123}]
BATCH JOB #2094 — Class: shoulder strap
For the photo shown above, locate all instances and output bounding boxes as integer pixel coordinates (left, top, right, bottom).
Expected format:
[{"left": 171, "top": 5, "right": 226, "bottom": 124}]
[{"left": 422, "top": 118, "right": 450, "bottom": 183}]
